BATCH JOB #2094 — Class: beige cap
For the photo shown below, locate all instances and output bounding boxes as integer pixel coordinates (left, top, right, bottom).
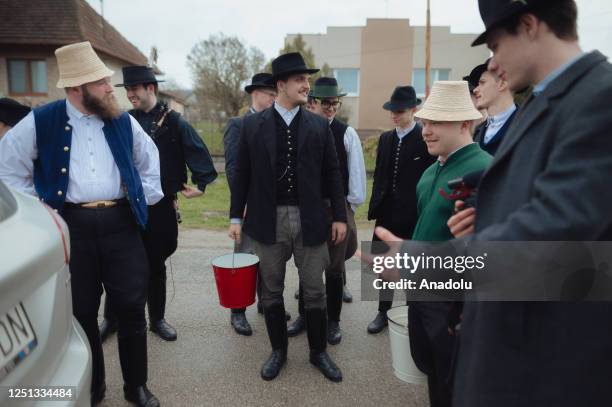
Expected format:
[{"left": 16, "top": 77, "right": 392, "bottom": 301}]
[
  {"left": 55, "top": 41, "right": 114, "bottom": 88},
  {"left": 415, "top": 81, "right": 483, "bottom": 122}
]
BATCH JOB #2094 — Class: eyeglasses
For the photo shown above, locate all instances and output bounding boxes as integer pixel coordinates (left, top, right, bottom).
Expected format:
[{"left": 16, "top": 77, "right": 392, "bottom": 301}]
[{"left": 316, "top": 99, "right": 342, "bottom": 109}]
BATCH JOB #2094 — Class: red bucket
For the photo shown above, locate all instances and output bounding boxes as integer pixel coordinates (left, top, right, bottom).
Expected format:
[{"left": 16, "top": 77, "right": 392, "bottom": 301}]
[{"left": 211, "top": 253, "right": 259, "bottom": 308}]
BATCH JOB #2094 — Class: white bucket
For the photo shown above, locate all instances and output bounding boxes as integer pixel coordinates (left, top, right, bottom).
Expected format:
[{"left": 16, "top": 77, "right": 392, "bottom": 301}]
[{"left": 387, "top": 305, "right": 427, "bottom": 384}]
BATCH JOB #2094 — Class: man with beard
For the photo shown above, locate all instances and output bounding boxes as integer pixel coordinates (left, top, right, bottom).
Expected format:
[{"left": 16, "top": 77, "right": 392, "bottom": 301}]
[
  {"left": 366, "top": 86, "right": 436, "bottom": 334},
  {"left": 229, "top": 52, "right": 347, "bottom": 382},
  {"left": 0, "top": 98, "right": 30, "bottom": 139},
  {"left": 223, "top": 73, "right": 287, "bottom": 336},
  {"left": 0, "top": 42, "right": 162, "bottom": 407},
  {"left": 287, "top": 77, "right": 365, "bottom": 344},
  {"left": 375, "top": 1, "right": 612, "bottom": 406},
  {"left": 97, "top": 66, "right": 217, "bottom": 343}
]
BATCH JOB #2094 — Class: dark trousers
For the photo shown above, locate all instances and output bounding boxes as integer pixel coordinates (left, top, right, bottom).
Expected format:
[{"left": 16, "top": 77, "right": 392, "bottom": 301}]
[
  {"left": 63, "top": 203, "right": 150, "bottom": 390},
  {"left": 104, "top": 196, "right": 178, "bottom": 323},
  {"left": 408, "top": 302, "right": 455, "bottom": 407},
  {"left": 373, "top": 218, "right": 412, "bottom": 312}
]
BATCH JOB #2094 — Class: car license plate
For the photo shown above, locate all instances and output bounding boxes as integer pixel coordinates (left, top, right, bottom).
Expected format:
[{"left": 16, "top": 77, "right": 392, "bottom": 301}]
[{"left": 0, "top": 303, "right": 38, "bottom": 381}]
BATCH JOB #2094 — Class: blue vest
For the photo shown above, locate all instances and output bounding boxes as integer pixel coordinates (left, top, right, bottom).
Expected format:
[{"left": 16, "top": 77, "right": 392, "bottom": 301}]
[{"left": 32, "top": 100, "right": 148, "bottom": 228}]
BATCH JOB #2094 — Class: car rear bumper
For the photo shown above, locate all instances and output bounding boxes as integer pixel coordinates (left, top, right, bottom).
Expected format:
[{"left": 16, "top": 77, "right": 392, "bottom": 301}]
[{"left": 44, "top": 318, "right": 91, "bottom": 406}]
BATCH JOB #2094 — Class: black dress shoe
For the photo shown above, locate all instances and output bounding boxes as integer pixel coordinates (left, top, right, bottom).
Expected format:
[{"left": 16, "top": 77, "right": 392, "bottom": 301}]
[
  {"left": 91, "top": 382, "right": 106, "bottom": 406},
  {"left": 287, "top": 315, "right": 306, "bottom": 337},
  {"left": 310, "top": 351, "right": 342, "bottom": 382},
  {"left": 367, "top": 311, "right": 388, "bottom": 334},
  {"left": 123, "top": 384, "right": 160, "bottom": 407},
  {"left": 99, "top": 319, "right": 117, "bottom": 344},
  {"left": 342, "top": 287, "right": 353, "bottom": 303},
  {"left": 260, "top": 349, "right": 287, "bottom": 381},
  {"left": 231, "top": 313, "right": 253, "bottom": 336},
  {"left": 327, "top": 320, "right": 342, "bottom": 345},
  {"left": 149, "top": 319, "right": 177, "bottom": 341}
]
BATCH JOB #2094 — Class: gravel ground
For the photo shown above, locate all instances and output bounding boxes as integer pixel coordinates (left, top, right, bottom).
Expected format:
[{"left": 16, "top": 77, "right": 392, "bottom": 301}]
[{"left": 98, "top": 228, "right": 428, "bottom": 407}]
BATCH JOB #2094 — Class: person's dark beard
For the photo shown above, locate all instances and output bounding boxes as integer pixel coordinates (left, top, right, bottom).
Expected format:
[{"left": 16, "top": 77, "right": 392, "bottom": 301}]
[{"left": 81, "top": 86, "right": 121, "bottom": 120}]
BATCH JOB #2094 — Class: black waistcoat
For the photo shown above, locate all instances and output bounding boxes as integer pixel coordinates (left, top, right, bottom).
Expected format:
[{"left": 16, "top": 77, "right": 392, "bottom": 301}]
[
  {"left": 130, "top": 103, "right": 185, "bottom": 195},
  {"left": 274, "top": 108, "right": 301, "bottom": 205},
  {"left": 329, "top": 118, "right": 350, "bottom": 197},
  {"left": 368, "top": 125, "right": 435, "bottom": 234}
]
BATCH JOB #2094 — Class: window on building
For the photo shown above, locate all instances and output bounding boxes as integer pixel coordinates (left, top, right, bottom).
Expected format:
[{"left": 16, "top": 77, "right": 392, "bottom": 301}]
[
  {"left": 412, "top": 68, "right": 451, "bottom": 97},
  {"left": 333, "top": 68, "right": 359, "bottom": 96},
  {"left": 8, "top": 59, "right": 48, "bottom": 95}
]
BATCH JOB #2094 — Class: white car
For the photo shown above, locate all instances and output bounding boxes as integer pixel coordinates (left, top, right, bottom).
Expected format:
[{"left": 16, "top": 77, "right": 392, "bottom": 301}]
[{"left": 0, "top": 181, "right": 91, "bottom": 406}]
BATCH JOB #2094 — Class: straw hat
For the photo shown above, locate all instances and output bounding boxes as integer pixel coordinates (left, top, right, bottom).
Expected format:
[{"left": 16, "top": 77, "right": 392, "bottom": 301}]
[
  {"left": 55, "top": 41, "right": 114, "bottom": 88},
  {"left": 415, "top": 81, "right": 483, "bottom": 122}
]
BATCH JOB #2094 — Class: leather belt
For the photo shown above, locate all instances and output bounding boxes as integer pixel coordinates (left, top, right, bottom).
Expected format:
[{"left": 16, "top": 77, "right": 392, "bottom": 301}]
[{"left": 64, "top": 198, "right": 128, "bottom": 209}]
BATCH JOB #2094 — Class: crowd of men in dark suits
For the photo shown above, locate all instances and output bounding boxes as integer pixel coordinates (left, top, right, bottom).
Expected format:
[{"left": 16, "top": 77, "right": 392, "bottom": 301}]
[
  {"left": 225, "top": 0, "right": 612, "bottom": 406},
  {"left": 1, "top": 0, "right": 611, "bottom": 406}
]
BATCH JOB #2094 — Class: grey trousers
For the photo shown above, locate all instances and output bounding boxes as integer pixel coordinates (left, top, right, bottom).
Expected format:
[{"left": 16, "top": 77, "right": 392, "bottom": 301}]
[{"left": 248, "top": 206, "right": 330, "bottom": 310}]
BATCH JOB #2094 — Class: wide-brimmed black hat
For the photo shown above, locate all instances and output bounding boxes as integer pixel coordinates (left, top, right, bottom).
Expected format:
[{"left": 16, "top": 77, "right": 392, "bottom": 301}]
[
  {"left": 244, "top": 73, "right": 275, "bottom": 94},
  {"left": 463, "top": 59, "right": 490, "bottom": 92},
  {"left": 271, "top": 52, "right": 319, "bottom": 80},
  {"left": 115, "top": 65, "right": 165, "bottom": 87},
  {"left": 0, "top": 98, "right": 31, "bottom": 127},
  {"left": 382, "top": 86, "right": 421, "bottom": 111},
  {"left": 311, "top": 77, "right": 347, "bottom": 98},
  {"left": 472, "top": 0, "right": 533, "bottom": 46}
]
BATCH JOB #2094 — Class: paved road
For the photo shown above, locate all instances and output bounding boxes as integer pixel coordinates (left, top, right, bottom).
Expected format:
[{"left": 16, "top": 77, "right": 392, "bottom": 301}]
[{"left": 99, "top": 229, "right": 428, "bottom": 407}]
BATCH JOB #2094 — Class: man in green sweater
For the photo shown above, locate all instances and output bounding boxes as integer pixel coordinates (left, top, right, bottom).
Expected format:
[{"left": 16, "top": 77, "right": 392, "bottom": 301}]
[{"left": 409, "top": 81, "right": 491, "bottom": 407}]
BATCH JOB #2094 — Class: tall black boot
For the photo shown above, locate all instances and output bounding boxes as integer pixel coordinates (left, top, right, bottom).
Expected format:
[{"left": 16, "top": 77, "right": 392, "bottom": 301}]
[
  {"left": 325, "top": 274, "right": 344, "bottom": 345},
  {"left": 306, "top": 308, "right": 342, "bottom": 382},
  {"left": 261, "top": 301, "right": 288, "bottom": 380},
  {"left": 288, "top": 285, "right": 306, "bottom": 337},
  {"left": 76, "top": 316, "right": 106, "bottom": 404},
  {"left": 118, "top": 333, "right": 160, "bottom": 407}
]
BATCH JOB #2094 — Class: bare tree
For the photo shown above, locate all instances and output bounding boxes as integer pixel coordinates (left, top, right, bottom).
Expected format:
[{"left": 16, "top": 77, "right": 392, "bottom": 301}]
[
  {"left": 266, "top": 34, "right": 333, "bottom": 82},
  {"left": 187, "top": 33, "right": 265, "bottom": 123}
]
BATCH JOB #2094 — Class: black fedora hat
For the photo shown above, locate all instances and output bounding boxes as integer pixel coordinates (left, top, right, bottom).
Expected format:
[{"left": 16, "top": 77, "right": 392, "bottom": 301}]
[
  {"left": 244, "top": 73, "right": 275, "bottom": 94},
  {"left": 0, "top": 98, "right": 31, "bottom": 127},
  {"left": 472, "top": 0, "right": 533, "bottom": 46},
  {"left": 463, "top": 59, "right": 490, "bottom": 92},
  {"left": 271, "top": 52, "right": 319, "bottom": 80},
  {"left": 311, "top": 77, "right": 347, "bottom": 98},
  {"left": 115, "top": 65, "right": 165, "bottom": 87},
  {"left": 382, "top": 86, "right": 421, "bottom": 111}
]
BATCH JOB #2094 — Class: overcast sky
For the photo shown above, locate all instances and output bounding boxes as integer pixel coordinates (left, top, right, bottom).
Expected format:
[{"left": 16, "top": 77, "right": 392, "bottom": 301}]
[{"left": 86, "top": 0, "right": 612, "bottom": 88}]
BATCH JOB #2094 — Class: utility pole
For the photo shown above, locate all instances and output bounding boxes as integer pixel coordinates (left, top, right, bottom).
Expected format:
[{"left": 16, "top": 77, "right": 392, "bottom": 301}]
[{"left": 425, "top": 0, "right": 431, "bottom": 97}]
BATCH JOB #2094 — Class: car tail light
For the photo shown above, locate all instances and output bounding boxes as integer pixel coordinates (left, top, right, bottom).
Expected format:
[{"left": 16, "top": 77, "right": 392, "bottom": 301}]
[{"left": 43, "top": 204, "right": 69, "bottom": 264}]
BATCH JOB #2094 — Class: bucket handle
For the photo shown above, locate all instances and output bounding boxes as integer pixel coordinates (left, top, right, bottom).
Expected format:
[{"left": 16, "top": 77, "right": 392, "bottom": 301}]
[{"left": 387, "top": 305, "right": 409, "bottom": 329}]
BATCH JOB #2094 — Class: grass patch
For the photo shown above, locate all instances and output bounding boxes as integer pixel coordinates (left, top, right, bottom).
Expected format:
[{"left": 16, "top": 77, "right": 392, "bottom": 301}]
[
  {"left": 193, "top": 120, "right": 224, "bottom": 156},
  {"left": 178, "top": 174, "right": 375, "bottom": 231}
]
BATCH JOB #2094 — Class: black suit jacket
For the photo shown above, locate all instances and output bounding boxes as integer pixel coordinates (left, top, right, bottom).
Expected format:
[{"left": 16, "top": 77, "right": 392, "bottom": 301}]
[
  {"left": 473, "top": 107, "right": 518, "bottom": 156},
  {"left": 454, "top": 51, "right": 612, "bottom": 407},
  {"left": 367, "top": 126, "right": 434, "bottom": 230},
  {"left": 230, "top": 106, "right": 347, "bottom": 246},
  {"left": 223, "top": 108, "right": 255, "bottom": 192}
]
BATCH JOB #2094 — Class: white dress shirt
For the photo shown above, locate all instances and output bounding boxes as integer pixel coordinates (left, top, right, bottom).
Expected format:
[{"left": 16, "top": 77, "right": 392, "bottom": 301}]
[
  {"left": 483, "top": 104, "right": 517, "bottom": 145},
  {"left": 396, "top": 122, "right": 417, "bottom": 141},
  {"left": 274, "top": 102, "right": 300, "bottom": 125},
  {"left": 0, "top": 99, "right": 163, "bottom": 205},
  {"left": 330, "top": 119, "right": 366, "bottom": 212}
]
